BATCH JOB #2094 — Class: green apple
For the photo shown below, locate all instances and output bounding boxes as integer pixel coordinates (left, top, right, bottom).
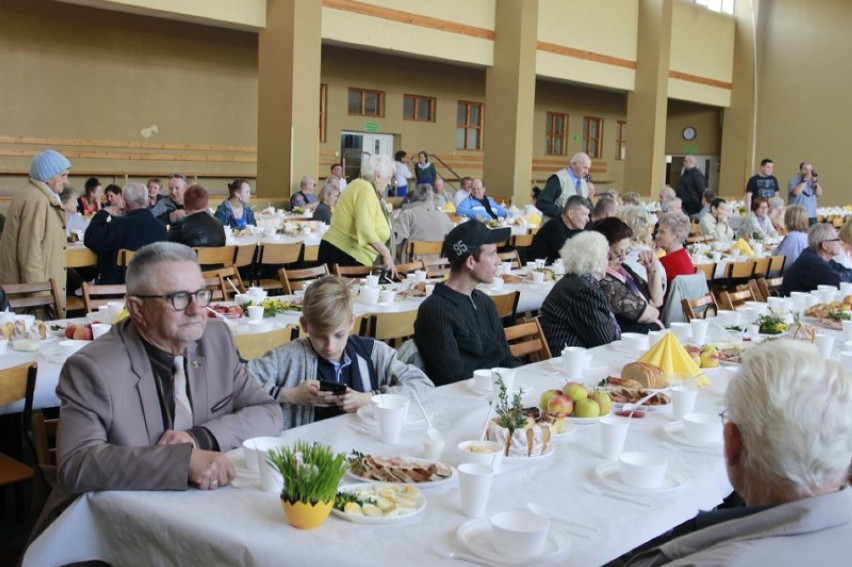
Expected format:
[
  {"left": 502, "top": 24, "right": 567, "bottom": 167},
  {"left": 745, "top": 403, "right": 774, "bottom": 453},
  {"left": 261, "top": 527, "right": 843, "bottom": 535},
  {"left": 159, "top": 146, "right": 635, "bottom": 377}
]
[
  {"left": 699, "top": 350, "right": 720, "bottom": 368},
  {"left": 590, "top": 390, "right": 612, "bottom": 416},
  {"left": 563, "top": 382, "right": 589, "bottom": 402},
  {"left": 539, "top": 389, "right": 561, "bottom": 411},
  {"left": 573, "top": 398, "right": 600, "bottom": 418}
]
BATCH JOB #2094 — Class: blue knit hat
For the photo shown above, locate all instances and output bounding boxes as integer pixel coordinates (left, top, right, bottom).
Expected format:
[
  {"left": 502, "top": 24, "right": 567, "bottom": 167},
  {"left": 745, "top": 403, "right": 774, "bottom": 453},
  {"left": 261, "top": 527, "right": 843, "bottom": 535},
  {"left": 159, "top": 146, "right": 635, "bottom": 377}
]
[{"left": 29, "top": 149, "right": 71, "bottom": 182}]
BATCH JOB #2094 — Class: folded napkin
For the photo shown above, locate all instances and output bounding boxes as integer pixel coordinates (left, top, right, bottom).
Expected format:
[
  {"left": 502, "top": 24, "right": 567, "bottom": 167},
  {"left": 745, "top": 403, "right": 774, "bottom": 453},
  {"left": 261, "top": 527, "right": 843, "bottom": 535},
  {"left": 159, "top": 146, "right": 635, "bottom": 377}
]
[
  {"left": 731, "top": 239, "right": 754, "bottom": 257},
  {"left": 525, "top": 212, "right": 541, "bottom": 226},
  {"left": 637, "top": 332, "right": 710, "bottom": 387}
]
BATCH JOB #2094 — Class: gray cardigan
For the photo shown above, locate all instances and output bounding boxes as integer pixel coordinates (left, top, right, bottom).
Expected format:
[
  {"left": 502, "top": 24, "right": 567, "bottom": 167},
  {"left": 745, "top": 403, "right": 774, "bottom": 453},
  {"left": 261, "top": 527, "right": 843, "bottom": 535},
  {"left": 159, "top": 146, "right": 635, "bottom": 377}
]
[{"left": 247, "top": 337, "right": 435, "bottom": 429}]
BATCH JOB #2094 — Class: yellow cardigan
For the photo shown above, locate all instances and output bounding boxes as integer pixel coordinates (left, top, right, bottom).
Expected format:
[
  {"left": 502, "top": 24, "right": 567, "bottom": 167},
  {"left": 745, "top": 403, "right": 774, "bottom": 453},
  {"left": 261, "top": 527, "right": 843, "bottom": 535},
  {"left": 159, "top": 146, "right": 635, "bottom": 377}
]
[{"left": 321, "top": 178, "right": 391, "bottom": 266}]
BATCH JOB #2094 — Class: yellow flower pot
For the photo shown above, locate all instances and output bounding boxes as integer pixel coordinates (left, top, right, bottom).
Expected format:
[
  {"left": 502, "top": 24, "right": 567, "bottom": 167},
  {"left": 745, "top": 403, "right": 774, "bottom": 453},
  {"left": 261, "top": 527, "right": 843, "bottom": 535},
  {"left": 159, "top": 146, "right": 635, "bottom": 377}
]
[{"left": 281, "top": 499, "right": 334, "bottom": 529}]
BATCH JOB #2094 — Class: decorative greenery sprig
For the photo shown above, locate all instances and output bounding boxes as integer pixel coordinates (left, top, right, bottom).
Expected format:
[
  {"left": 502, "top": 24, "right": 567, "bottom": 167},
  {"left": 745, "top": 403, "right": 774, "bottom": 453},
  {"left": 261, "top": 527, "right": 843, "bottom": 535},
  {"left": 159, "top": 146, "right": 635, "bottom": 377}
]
[
  {"left": 267, "top": 441, "right": 349, "bottom": 505},
  {"left": 493, "top": 374, "right": 526, "bottom": 433}
]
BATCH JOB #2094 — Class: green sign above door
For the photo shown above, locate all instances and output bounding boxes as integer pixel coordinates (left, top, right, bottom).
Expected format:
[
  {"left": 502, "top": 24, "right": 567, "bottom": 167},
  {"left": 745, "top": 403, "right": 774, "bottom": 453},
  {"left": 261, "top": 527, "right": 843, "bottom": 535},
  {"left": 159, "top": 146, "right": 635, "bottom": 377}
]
[{"left": 364, "top": 122, "right": 379, "bottom": 133}]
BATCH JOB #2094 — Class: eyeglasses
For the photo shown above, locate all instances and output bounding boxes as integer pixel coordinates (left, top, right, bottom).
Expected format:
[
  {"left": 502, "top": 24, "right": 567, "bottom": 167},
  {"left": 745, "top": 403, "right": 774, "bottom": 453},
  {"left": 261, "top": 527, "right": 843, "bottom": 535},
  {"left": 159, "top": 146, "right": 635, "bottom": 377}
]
[
  {"left": 718, "top": 408, "right": 729, "bottom": 425},
  {"left": 133, "top": 289, "right": 213, "bottom": 311},
  {"left": 608, "top": 247, "right": 632, "bottom": 260},
  {"left": 823, "top": 238, "right": 841, "bottom": 243}
]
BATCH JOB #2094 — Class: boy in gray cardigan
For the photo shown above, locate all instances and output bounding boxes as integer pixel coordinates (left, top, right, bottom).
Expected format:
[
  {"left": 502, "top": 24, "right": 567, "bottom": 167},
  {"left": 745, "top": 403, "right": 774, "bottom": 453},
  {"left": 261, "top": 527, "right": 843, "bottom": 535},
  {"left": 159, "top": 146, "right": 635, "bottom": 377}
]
[{"left": 248, "top": 276, "right": 434, "bottom": 429}]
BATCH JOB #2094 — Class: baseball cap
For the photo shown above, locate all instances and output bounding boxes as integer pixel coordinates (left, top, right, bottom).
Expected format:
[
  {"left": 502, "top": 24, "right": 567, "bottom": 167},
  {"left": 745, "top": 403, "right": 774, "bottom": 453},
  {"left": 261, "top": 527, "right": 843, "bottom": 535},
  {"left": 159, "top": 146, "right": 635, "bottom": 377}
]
[{"left": 443, "top": 220, "right": 511, "bottom": 262}]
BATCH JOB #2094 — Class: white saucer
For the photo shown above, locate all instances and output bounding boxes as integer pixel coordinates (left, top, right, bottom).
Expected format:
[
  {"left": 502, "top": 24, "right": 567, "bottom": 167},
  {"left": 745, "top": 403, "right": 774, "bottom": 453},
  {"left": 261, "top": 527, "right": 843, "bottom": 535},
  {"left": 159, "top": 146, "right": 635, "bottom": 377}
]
[
  {"left": 594, "top": 462, "right": 689, "bottom": 496},
  {"left": 564, "top": 415, "right": 601, "bottom": 425},
  {"left": 356, "top": 405, "right": 427, "bottom": 428},
  {"left": 466, "top": 379, "right": 493, "bottom": 396},
  {"left": 550, "top": 423, "right": 577, "bottom": 440},
  {"left": 663, "top": 421, "right": 724, "bottom": 449},
  {"left": 503, "top": 444, "right": 555, "bottom": 463},
  {"left": 608, "top": 340, "right": 644, "bottom": 356},
  {"left": 456, "top": 517, "right": 571, "bottom": 565}
]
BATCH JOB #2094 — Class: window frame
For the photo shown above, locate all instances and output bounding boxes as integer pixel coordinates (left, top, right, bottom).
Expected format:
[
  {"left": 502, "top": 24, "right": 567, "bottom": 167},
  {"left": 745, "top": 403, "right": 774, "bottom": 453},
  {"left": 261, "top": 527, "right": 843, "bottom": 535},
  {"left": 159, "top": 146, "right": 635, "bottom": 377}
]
[
  {"left": 615, "top": 120, "right": 627, "bottom": 161},
  {"left": 403, "top": 94, "right": 436, "bottom": 122},
  {"left": 545, "top": 112, "right": 569, "bottom": 156},
  {"left": 456, "top": 100, "right": 484, "bottom": 151},
  {"left": 319, "top": 83, "right": 327, "bottom": 143},
  {"left": 347, "top": 87, "right": 385, "bottom": 118},
  {"left": 583, "top": 116, "right": 604, "bottom": 159}
]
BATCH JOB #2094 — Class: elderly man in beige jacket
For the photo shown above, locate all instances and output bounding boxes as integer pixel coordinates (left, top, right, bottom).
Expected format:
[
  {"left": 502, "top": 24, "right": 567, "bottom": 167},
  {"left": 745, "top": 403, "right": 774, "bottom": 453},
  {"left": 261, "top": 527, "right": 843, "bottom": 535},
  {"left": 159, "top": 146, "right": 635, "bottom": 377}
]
[{"left": 0, "top": 149, "right": 71, "bottom": 316}]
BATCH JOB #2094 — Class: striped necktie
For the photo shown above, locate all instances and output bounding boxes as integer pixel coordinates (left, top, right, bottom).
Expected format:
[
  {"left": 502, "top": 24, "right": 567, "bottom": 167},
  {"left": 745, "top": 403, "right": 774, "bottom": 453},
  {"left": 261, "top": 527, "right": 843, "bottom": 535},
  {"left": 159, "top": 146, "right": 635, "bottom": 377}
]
[{"left": 172, "top": 355, "right": 194, "bottom": 431}]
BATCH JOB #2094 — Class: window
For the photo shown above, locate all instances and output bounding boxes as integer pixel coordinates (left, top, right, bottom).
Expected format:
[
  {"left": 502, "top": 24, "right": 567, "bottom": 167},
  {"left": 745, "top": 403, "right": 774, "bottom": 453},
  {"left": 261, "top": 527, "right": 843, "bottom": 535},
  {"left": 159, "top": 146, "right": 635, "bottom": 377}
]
[
  {"left": 348, "top": 87, "right": 384, "bottom": 117},
  {"left": 616, "top": 120, "right": 627, "bottom": 160},
  {"left": 456, "top": 101, "right": 483, "bottom": 150},
  {"left": 545, "top": 112, "right": 568, "bottom": 156},
  {"left": 403, "top": 94, "right": 436, "bottom": 122},
  {"left": 319, "top": 84, "right": 327, "bottom": 143},
  {"left": 696, "top": 0, "right": 734, "bottom": 15},
  {"left": 583, "top": 116, "right": 603, "bottom": 159}
]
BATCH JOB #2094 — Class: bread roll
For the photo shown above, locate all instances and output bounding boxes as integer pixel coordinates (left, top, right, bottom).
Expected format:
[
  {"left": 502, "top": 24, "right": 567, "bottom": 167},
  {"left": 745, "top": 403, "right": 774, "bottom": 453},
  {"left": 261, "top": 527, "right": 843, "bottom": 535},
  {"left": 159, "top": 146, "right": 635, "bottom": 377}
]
[{"left": 620, "top": 362, "right": 666, "bottom": 389}]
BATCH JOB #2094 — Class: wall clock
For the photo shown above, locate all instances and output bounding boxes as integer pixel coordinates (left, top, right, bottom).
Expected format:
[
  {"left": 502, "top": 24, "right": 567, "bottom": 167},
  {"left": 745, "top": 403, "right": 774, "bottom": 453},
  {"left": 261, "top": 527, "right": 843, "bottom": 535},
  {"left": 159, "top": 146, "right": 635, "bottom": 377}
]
[{"left": 682, "top": 126, "right": 697, "bottom": 141}]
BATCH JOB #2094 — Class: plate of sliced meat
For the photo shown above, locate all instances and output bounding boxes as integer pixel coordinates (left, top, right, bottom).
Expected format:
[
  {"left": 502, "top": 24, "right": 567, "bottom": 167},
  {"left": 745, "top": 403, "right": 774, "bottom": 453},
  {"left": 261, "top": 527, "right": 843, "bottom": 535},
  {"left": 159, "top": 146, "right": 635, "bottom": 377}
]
[{"left": 346, "top": 453, "right": 456, "bottom": 487}]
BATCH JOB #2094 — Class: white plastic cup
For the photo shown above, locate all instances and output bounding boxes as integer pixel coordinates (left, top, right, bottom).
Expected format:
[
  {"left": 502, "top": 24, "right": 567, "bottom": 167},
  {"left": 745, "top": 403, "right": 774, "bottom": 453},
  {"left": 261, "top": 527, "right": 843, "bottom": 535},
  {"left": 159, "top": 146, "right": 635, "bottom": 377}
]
[
  {"left": 535, "top": 259, "right": 546, "bottom": 269},
  {"left": 414, "top": 270, "right": 427, "bottom": 283},
  {"left": 0, "top": 338, "right": 7, "bottom": 355},
  {"left": 457, "top": 440, "right": 504, "bottom": 473},
  {"left": 423, "top": 428, "right": 446, "bottom": 462},
  {"left": 107, "top": 301, "right": 125, "bottom": 322},
  {"left": 361, "top": 286, "right": 380, "bottom": 305},
  {"left": 365, "top": 274, "right": 380, "bottom": 288},
  {"left": 842, "top": 320, "right": 852, "bottom": 343},
  {"left": 371, "top": 394, "right": 410, "bottom": 444},
  {"left": 251, "top": 437, "right": 289, "bottom": 492},
  {"left": 599, "top": 415, "right": 630, "bottom": 460},
  {"left": 669, "top": 322, "right": 692, "bottom": 342},
  {"left": 561, "top": 346, "right": 587, "bottom": 379},
  {"left": 839, "top": 351, "right": 852, "bottom": 368},
  {"left": 247, "top": 305, "right": 264, "bottom": 322},
  {"left": 457, "top": 463, "right": 495, "bottom": 518},
  {"left": 619, "top": 452, "right": 668, "bottom": 489},
  {"left": 814, "top": 334, "right": 835, "bottom": 358},
  {"left": 682, "top": 413, "right": 723, "bottom": 444},
  {"left": 91, "top": 323, "right": 111, "bottom": 339},
  {"left": 670, "top": 386, "right": 699, "bottom": 421},
  {"left": 473, "top": 369, "right": 492, "bottom": 391},
  {"left": 620, "top": 332, "right": 649, "bottom": 352},
  {"left": 690, "top": 319, "right": 709, "bottom": 345},
  {"left": 501, "top": 261, "right": 513, "bottom": 275},
  {"left": 97, "top": 305, "right": 111, "bottom": 322},
  {"left": 840, "top": 282, "right": 852, "bottom": 296},
  {"left": 379, "top": 289, "right": 396, "bottom": 304},
  {"left": 424, "top": 284, "right": 435, "bottom": 295},
  {"left": 490, "top": 511, "right": 550, "bottom": 559},
  {"left": 715, "top": 310, "right": 741, "bottom": 327},
  {"left": 647, "top": 330, "right": 667, "bottom": 345},
  {"left": 531, "top": 271, "right": 545, "bottom": 283},
  {"left": 490, "top": 368, "right": 515, "bottom": 398}
]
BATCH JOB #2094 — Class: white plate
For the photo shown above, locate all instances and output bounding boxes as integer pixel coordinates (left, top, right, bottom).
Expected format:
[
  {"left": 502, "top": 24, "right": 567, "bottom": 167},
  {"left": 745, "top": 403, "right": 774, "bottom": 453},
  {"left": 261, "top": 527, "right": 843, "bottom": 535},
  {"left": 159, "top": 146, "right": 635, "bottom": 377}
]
[
  {"left": 594, "top": 462, "right": 689, "bottom": 496},
  {"left": 456, "top": 517, "right": 571, "bottom": 565},
  {"left": 356, "top": 404, "right": 427, "bottom": 428},
  {"left": 331, "top": 484, "right": 426, "bottom": 524},
  {"left": 345, "top": 457, "right": 456, "bottom": 488},
  {"left": 663, "top": 421, "right": 724, "bottom": 449},
  {"left": 564, "top": 415, "right": 602, "bottom": 425},
  {"left": 612, "top": 401, "right": 671, "bottom": 413},
  {"left": 503, "top": 444, "right": 555, "bottom": 462},
  {"left": 608, "top": 340, "right": 644, "bottom": 356},
  {"left": 550, "top": 422, "right": 578, "bottom": 440}
]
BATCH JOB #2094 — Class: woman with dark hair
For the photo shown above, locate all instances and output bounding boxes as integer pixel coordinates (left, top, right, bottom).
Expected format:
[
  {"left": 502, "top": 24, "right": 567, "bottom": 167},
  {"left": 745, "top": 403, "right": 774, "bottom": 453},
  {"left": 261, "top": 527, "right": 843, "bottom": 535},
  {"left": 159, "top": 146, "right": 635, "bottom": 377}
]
[
  {"left": 737, "top": 196, "right": 779, "bottom": 240},
  {"left": 78, "top": 176, "right": 103, "bottom": 215},
  {"left": 393, "top": 150, "right": 412, "bottom": 198},
  {"left": 594, "top": 217, "right": 664, "bottom": 334},
  {"left": 413, "top": 151, "right": 437, "bottom": 187},
  {"left": 103, "top": 184, "right": 125, "bottom": 217},
  {"left": 215, "top": 178, "right": 257, "bottom": 229}
]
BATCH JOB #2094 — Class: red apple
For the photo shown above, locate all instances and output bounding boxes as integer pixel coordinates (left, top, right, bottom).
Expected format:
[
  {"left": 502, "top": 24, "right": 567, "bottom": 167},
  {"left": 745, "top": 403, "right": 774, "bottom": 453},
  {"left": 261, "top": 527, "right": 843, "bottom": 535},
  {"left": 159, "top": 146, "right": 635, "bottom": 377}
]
[
  {"left": 538, "top": 389, "right": 561, "bottom": 411},
  {"left": 547, "top": 393, "right": 574, "bottom": 416},
  {"left": 685, "top": 345, "right": 701, "bottom": 366},
  {"left": 65, "top": 324, "right": 77, "bottom": 339},
  {"left": 73, "top": 324, "right": 93, "bottom": 341}
]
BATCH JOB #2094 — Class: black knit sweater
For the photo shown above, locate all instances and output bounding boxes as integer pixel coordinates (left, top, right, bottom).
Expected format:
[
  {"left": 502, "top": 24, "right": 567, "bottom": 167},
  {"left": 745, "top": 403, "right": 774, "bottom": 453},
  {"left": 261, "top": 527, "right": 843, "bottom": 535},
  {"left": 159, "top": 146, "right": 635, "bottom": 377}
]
[{"left": 540, "top": 273, "right": 617, "bottom": 353}]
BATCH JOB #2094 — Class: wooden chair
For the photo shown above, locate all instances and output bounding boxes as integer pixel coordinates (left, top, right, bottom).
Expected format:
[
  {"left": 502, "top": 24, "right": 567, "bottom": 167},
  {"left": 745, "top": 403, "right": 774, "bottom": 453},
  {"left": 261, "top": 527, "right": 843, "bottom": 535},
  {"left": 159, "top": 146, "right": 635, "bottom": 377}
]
[
  {"left": 31, "top": 412, "right": 58, "bottom": 488},
  {"left": 490, "top": 290, "right": 520, "bottom": 327},
  {"left": 509, "top": 234, "right": 534, "bottom": 248},
  {"left": 303, "top": 244, "right": 320, "bottom": 263},
  {"left": 194, "top": 245, "right": 236, "bottom": 268},
  {"left": 366, "top": 310, "right": 418, "bottom": 348},
  {"left": 386, "top": 196, "right": 404, "bottom": 210},
  {"left": 752, "top": 257, "right": 771, "bottom": 278},
  {"left": 256, "top": 242, "right": 303, "bottom": 291},
  {"left": 117, "top": 248, "right": 135, "bottom": 267},
  {"left": 278, "top": 265, "right": 329, "bottom": 295},
  {"left": 504, "top": 318, "right": 552, "bottom": 362},
  {"left": 394, "top": 261, "right": 425, "bottom": 281},
  {"left": 422, "top": 257, "right": 451, "bottom": 278},
  {"left": 0, "top": 362, "right": 37, "bottom": 515},
  {"left": 333, "top": 264, "right": 375, "bottom": 279},
  {"left": 768, "top": 255, "right": 786, "bottom": 278},
  {"left": 3, "top": 279, "right": 62, "bottom": 319},
  {"left": 757, "top": 276, "right": 784, "bottom": 300},
  {"left": 234, "top": 325, "right": 299, "bottom": 360},
  {"left": 737, "top": 279, "right": 765, "bottom": 302},
  {"left": 693, "top": 262, "right": 716, "bottom": 282},
  {"left": 682, "top": 293, "right": 719, "bottom": 321},
  {"left": 686, "top": 234, "right": 714, "bottom": 244},
  {"left": 81, "top": 282, "right": 127, "bottom": 312},
  {"left": 716, "top": 289, "right": 755, "bottom": 311},
  {"left": 234, "top": 243, "right": 259, "bottom": 269},
  {"left": 203, "top": 276, "right": 228, "bottom": 302},
  {"left": 351, "top": 314, "right": 370, "bottom": 337},
  {"left": 722, "top": 259, "right": 755, "bottom": 291},
  {"left": 202, "top": 266, "right": 246, "bottom": 298},
  {"left": 406, "top": 240, "right": 443, "bottom": 260},
  {"left": 497, "top": 250, "right": 522, "bottom": 270},
  {"left": 66, "top": 247, "right": 98, "bottom": 269}
]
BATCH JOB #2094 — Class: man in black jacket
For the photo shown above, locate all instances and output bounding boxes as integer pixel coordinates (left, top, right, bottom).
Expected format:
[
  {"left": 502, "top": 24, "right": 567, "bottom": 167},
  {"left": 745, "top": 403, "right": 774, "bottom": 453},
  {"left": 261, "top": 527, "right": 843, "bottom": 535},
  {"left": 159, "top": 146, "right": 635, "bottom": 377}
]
[
  {"left": 676, "top": 155, "right": 705, "bottom": 216},
  {"left": 84, "top": 183, "right": 168, "bottom": 284},
  {"left": 168, "top": 184, "right": 225, "bottom": 249}
]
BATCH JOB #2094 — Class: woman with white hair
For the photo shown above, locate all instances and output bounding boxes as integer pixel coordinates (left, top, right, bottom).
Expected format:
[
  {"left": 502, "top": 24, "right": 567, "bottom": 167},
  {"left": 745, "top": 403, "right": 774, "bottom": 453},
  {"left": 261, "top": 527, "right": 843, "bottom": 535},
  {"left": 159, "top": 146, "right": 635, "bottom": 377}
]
[
  {"left": 539, "top": 231, "right": 619, "bottom": 353},
  {"left": 655, "top": 211, "right": 695, "bottom": 284},
  {"left": 627, "top": 340, "right": 852, "bottom": 565},
  {"left": 319, "top": 153, "right": 397, "bottom": 277}
]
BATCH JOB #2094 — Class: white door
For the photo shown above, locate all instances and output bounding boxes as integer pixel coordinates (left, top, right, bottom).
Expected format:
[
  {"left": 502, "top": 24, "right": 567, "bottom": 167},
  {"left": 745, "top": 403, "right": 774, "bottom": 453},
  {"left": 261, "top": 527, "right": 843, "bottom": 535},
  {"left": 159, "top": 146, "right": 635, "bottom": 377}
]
[{"left": 340, "top": 132, "right": 394, "bottom": 181}]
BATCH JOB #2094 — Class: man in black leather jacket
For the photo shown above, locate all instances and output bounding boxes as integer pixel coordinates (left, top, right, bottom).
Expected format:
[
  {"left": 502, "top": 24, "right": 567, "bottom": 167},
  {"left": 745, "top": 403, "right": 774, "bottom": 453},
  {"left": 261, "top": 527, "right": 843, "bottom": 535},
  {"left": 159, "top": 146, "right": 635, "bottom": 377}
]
[{"left": 168, "top": 184, "right": 226, "bottom": 249}]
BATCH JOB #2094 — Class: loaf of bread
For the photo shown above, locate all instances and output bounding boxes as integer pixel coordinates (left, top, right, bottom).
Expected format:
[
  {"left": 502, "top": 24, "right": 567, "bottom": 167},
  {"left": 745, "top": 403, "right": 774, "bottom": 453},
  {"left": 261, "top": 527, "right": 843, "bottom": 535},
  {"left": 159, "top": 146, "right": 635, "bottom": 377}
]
[{"left": 620, "top": 362, "right": 666, "bottom": 389}]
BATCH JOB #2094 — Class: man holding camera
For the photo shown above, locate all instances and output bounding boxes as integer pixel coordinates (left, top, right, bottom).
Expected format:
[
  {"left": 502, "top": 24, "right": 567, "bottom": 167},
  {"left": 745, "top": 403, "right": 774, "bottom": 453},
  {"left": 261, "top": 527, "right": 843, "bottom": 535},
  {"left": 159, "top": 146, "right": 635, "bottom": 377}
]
[{"left": 788, "top": 162, "right": 823, "bottom": 225}]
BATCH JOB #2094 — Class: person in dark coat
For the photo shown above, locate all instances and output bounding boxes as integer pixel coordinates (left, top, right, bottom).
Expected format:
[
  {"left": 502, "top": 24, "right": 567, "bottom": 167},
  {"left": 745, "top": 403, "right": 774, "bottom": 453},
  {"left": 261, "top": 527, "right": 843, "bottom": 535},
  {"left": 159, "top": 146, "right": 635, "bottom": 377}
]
[
  {"left": 168, "top": 184, "right": 225, "bottom": 248},
  {"left": 84, "top": 183, "right": 168, "bottom": 284},
  {"left": 676, "top": 155, "right": 705, "bottom": 216}
]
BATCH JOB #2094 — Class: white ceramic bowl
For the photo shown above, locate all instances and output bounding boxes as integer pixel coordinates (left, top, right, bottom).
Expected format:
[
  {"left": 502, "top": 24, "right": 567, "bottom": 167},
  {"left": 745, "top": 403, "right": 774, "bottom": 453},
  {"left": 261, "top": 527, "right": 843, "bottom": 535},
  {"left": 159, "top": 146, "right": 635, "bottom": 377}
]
[
  {"left": 457, "top": 440, "right": 504, "bottom": 473},
  {"left": 490, "top": 510, "right": 550, "bottom": 558},
  {"left": 619, "top": 451, "right": 668, "bottom": 489},
  {"left": 682, "top": 412, "right": 723, "bottom": 444}
]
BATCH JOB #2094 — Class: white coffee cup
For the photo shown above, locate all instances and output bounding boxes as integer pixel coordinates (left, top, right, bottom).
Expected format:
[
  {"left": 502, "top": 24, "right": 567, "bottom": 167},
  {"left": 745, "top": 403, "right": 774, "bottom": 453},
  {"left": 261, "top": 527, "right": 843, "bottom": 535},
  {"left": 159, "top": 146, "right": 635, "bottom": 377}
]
[
  {"left": 247, "top": 305, "right": 264, "bottom": 322},
  {"left": 365, "top": 274, "right": 380, "bottom": 288},
  {"left": 414, "top": 270, "right": 427, "bottom": 283},
  {"left": 423, "top": 428, "right": 446, "bottom": 462},
  {"left": 814, "top": 334, "right": 835, "bottom": 358},
  {"left": 490, "top": 511, "right": 550, "bottom": 559},
  {"left": 490, "top": 368, "right": 515, "bottom": 398},
  {"left": 361, "top": 286, "right": 380, "bottom": 305},
  {"left": 91, "top": 323, "right": 111, "bottom": 339},
  {"left": 689, "top": 319, "right": 709, "bottom": 345},
  {"left": 472, "top": 369, "right": 492, "bottom": 391},
  {"left": 501, "top": 261, "right": 513, "bottom": 275},
  {"left": 682, "top": 413, "right": 723, "bottom": 444},
  {"left": 379, "top": 289, "right": 396, "bottom": 304},
  {"left": 561, "top": 346, "right": 587, "bottom": 379},
  {"left": 670, "top": 386, "right": 699, "bottom": 421},
  {"left": 669, "top": 322, "right": 692, "bottom": 342},
  {"left": 599, "top": 415, "right": 630, "bottom": 460},
  {"left": 531, "top": 271, "right": 545, "bottom": 284},
  {"left": 457, "top": 463, "right": 495, "bottom": 518},
  {"left": 620, "top": 332, "right": 649, "bottom": 352},
  {"left": 842, "top": 320, "right": 852, "bottom": 343},
  {"left": 839, "top": 282, "right": 852, "bottom": 296},
  {"left": 249, "top": 437, "right": 290, "bottom": 492},
  {"left": 106, "top": 301, "right": 125, "bottom": 322},
  {"left": 535, "top": 259, "right": 546, "bottom": 269},
  {"left": 371, "top": 394, "right": 410, "bottom": 444}
]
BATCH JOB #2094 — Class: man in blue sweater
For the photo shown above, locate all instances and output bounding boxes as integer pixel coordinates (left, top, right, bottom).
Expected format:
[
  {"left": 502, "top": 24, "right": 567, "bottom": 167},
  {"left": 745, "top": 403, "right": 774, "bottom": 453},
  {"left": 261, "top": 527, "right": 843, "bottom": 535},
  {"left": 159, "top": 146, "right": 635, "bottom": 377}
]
[{"left": 780, "top": 223, "right": 852, "bottom": 295}]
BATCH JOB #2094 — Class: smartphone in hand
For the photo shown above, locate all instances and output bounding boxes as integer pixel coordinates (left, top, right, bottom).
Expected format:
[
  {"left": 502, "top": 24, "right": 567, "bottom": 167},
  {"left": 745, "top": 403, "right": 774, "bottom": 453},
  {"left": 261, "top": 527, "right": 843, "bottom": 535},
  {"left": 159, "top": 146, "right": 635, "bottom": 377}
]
[{"left": 318, "top": 379, "right": 347, "bottom": 395}]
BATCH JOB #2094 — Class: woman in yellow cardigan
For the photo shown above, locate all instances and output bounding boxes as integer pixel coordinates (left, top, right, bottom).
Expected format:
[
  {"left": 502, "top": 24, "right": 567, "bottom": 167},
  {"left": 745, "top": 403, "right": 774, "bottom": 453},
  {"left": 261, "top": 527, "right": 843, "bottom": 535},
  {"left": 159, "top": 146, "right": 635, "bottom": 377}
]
[{"left": 318, "top": 154, "right": 397, "bottom": 278}]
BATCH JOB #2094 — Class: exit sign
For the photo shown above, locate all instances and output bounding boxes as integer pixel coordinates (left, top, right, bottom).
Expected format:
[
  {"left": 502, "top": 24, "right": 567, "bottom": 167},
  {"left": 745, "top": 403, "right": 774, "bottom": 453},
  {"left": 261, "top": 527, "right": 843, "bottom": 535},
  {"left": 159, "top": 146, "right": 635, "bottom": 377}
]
[
  {"left": 684, "top": 145, "right": 697, "bottom": 153},
  {"left": 364, "top": 122, "right": 379, "bottom": 133}
]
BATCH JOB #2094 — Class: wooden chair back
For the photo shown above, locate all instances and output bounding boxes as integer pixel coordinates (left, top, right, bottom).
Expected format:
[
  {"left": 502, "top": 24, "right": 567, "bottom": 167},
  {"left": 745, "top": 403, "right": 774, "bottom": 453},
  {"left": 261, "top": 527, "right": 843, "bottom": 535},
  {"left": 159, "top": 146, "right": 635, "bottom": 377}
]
[
  {"left": 504, "top": 318, "right": 552, "bottom": 362},
  {"left": 333, "top": 264, "right": 375, "bottom": 279},
  {"left": 681, "top": 293, "right": 719, "bottom": 321},
  {"left": 422, "top": 257, "right": 451, "bottom": 278},
  {"left": 202, "top": 266, "right": 246, "bottom": 297},
  {"left": 367, "top": 310, "right": 418, "bottom": 348},
  {"left": 490, "top": 290, "right": 520, "bottom": 326},
  {"left": 117, "top": 248, "right": 135, "bottom": 267},
  {"left": 81, "top": 282, "right": 128, "bottom": 312},
  {"left": 394, "top": 261, "right": 425, "bottom": 280},
  {"left": 31, "top": 412, "right": 58, "bottom": 468},
  {"left": 716, "top": 289, "right": 755, "bottom": 311},
  {"left": 3, "top": 280, "right": 62, "bottom": 318},
  {"left": 234, "top": 243, "right": 259, "bottom": 268},
  {"left": 303, "top": 244, "right": 319, "bottom": 263},
  {"left": 509, "top": 234, "right": 534, "bottom": 248},
  {"left": 752, "top": 257, "right": 771, "bottom": 278},
  {"left": 406, "top": 240, "right": 443, "bottom": 259},
  {"left": 194, "top": 245, "right": 236, "bottom": 268},
  {"left": 768, "top": 255, "right": 786, "bottom": 277},
  {"left": 256, "top": 242, "right": 303, "bottom": 291},
  {"left": 234, "top": 325, "right": 299, "bottom": 360},
  {"left": 201, "top": 276, "right": 227, "bottom": 302},
  {"left": 278, "top": 265, "right": 329, "bottom": 295},
  {"left": 757, "top": 276, "right": 784, "bottom": 300},
  {"left": 66, "top": 247, "right": 98, "bottom": 268},
  {"left": 693, "top": 263, "right": 715, "bottom": 281},
  {"left": 497, "top": 250, "right": 522, "bottom": 269},
  {"left": 737, "top": 280, "right": 765, "bottom": 302},
  {"left": 0, "top": 362, "right": 37, "bottom": 490}
]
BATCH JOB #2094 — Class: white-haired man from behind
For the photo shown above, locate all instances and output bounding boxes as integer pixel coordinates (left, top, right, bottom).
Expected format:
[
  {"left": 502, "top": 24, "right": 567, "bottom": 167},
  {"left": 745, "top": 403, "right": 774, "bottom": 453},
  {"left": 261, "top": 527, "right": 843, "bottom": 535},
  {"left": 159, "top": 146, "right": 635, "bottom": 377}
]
[{"left": 627, "top": 340, "right": 852, "bottom": 566}]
